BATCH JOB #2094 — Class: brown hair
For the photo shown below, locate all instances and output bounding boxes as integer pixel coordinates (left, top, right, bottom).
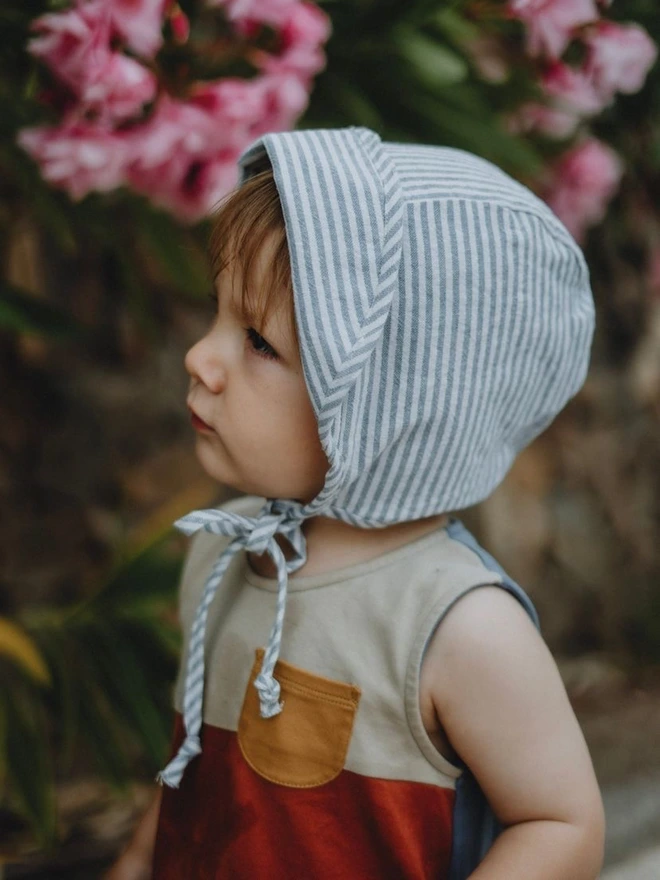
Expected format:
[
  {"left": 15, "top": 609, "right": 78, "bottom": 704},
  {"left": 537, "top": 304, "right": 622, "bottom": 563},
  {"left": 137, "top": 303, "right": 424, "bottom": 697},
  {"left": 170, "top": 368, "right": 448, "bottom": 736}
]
[{"left": 208, "top": 167, "right": 297, "bottom": 345}]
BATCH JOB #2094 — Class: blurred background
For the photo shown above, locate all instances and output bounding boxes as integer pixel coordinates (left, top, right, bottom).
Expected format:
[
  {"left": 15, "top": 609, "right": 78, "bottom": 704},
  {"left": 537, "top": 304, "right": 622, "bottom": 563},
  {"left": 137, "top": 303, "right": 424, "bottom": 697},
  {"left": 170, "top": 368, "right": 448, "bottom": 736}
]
[{"left": 1, "top": 0, "right": 660, "bottom": 876}]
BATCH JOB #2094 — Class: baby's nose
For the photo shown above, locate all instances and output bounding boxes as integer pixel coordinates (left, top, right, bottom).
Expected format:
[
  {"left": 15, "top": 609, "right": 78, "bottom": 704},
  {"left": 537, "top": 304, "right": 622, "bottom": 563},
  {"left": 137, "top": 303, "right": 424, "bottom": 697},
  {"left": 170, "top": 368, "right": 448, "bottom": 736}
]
[{"left": 184, "top": 336, "right": 227, "bottom": 394}]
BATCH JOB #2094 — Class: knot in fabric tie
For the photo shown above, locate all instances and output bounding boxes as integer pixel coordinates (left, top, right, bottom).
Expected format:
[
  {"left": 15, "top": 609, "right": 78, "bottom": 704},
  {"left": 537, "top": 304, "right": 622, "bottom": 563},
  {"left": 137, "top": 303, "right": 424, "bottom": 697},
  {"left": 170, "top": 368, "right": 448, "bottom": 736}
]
[
  {"left": 243, "top": 515, "right": 283, "bottom": 555},
  {"left": 156, "top": 498, "right": 309, "bottom": 788},
  {"left": 241, "top": 504, "right": 304, "bottom": 562},
  {"left": 155, "top": 733, "right": 201, "bottom": 789},
  {"left": 254, "top": 670, "right": 283, "bottom": 718}
]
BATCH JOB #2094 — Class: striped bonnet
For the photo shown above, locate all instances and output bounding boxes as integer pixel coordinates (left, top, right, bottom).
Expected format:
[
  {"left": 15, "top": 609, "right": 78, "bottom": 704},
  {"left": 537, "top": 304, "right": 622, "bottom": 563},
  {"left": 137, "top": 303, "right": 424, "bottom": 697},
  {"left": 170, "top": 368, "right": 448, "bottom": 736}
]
[{"left": 157, "top": 127, "right": 595, "bottom": 787}]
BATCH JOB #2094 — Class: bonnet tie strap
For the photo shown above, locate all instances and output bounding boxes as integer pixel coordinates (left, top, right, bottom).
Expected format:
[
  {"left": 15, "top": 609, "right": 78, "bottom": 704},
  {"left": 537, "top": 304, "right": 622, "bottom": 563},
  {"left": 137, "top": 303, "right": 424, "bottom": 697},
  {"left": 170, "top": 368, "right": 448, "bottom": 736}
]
[{"left": 156, "top": 499, "right": 307, "bottom": 789}]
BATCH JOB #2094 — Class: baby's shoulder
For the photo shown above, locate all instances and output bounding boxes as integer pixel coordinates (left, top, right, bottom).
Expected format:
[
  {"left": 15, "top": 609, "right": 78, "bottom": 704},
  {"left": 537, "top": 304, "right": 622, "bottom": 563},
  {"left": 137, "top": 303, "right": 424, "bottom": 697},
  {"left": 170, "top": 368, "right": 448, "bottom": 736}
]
[
  {"left": 425, "top": 584, "right": 542, "bottom": 673},
  {"left": 420, "top": 583, "right": 555, "bottom": 736}
]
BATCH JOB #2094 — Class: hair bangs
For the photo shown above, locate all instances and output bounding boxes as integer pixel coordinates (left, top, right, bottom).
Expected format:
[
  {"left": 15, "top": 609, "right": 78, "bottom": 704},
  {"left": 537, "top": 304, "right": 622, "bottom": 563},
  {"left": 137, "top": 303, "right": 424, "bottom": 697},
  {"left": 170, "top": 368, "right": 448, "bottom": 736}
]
[{"left": 208, "top": 169, "right": 296, "bottom": 343}]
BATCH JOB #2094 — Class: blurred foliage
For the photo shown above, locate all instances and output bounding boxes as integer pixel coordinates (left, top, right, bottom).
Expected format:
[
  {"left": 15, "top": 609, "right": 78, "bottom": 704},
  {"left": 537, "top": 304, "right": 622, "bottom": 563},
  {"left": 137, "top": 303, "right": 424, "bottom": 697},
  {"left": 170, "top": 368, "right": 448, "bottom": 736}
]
[
  {"left": 1, "top": 0, "right": 660, "bottom": 860},
  {"left": 0, "top": 533, "right": 182, "bottom": 854},
  {"left": 0, "top": 494, "right": 193, "bottom": 855},
  {"left": 310, "top": 0, "right": 543, "bottom": 173}
]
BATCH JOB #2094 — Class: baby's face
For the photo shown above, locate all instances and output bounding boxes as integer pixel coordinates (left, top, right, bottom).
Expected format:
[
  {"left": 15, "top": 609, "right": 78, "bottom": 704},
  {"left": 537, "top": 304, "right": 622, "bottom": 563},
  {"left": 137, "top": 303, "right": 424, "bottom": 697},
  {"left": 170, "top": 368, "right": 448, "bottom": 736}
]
[{"left": 185, "top": 238, "right": 328, "bottom": 504}]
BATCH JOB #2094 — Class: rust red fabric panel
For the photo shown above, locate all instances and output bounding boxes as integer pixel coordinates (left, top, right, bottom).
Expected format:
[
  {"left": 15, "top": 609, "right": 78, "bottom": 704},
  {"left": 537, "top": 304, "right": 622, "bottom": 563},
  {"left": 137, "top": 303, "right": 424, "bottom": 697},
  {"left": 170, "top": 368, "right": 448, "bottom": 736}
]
[{"left": 153, "top": 715, "right": 455, "bottom": 879}]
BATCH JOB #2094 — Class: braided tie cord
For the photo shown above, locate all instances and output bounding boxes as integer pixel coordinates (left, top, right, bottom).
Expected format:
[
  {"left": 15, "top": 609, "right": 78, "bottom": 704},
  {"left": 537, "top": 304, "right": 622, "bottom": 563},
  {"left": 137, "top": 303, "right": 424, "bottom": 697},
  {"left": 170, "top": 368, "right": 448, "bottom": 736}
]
[{"left": 156, "top": 499, "right": 307, "bottom": 789}]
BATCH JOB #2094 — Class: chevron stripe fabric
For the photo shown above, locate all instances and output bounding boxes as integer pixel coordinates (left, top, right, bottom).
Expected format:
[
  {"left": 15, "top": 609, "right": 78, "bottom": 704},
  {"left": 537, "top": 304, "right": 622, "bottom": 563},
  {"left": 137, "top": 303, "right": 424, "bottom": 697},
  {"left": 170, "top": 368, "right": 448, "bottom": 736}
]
[{"left": 239, "top": 127, "right": 594, "bottom": 526}]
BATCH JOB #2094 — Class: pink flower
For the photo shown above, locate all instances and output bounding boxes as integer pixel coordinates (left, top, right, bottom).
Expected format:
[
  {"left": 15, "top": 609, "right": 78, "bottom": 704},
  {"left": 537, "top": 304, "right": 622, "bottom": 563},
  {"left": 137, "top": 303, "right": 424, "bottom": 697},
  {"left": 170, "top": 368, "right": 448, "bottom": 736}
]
[
  {"left": 584, "top": 21, "right": 658, "bottom": 101},
  {"left": 544, "top": 138, "right": 623, "bottom": 242},
  {"left": 507, "top": 102, "right": 582, "bottom": 139},
  {"left": 30, "top": 0, "right": 166, "bottom": 71},
  {"left": 29, "top": 0, "right": 112, "bottom": 95},
  {"left": 17, "top": 121, "right": 130, "bottom": 199},
  {"left": 542, "top": 61, "right": 604, "bottom": 114},
  {"left": 262, "top": 2, "right": 331, "bottom": 77},
  {"left": 255, "top": 74, "right": 310, "bottom": 132},
  {"left": 216, "top": 0, "right": 298, "bottom": 27},
  {"left": 195, "top": 73, "right": 310, "bottom": 146},
  {"left": 20, "top": 0, "right": 326, "bottom": 222},
  {"left": 507, "top": 61, "right": 605, "bottom": 138},
  {"left": 84, "top": 53, "right": 157, "bottom": 123},
  {"left": 169, "top": 3, "right": 190, "bottom": 43},
  {"left": 28, "top": 1, "right": 157, "bottom": 123},
  {"left": 136, "top": 151, "right": 240, "bottom": 222},
  {"left": 124, "top": 94, "right": 239, "bottom": 222},
  {"left": 124, "top": 67, "right": 316, "bottom": 222},
  {"left": 191, "top": 79, "right": 269, "bottom": 145},
  {"left": 109, "top": 0, "right": 167, "bottom": 58},
  {"left": 508, "top": 0, "right": 599, "bottom": 58},
  {"left": 213, "top": 0, "right": 330, "bottom": 79},
  {"left": 127, "top": 94, "right": 222, "bottom": 168}
]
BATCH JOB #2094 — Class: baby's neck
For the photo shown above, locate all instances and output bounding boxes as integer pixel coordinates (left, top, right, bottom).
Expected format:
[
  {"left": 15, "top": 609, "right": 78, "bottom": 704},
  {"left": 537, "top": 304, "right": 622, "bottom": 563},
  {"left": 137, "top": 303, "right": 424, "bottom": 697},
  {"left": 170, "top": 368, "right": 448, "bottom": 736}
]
[{"left": 247, "top": 512, "right": 449, "bottom": 579}]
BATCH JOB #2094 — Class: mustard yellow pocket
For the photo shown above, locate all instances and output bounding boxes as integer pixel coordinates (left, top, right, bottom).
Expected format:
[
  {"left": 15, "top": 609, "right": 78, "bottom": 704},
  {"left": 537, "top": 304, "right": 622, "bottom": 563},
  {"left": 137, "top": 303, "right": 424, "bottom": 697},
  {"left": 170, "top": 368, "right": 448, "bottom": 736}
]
[{"left": 237, "top": 649, "right": 361, "bottom": 788}]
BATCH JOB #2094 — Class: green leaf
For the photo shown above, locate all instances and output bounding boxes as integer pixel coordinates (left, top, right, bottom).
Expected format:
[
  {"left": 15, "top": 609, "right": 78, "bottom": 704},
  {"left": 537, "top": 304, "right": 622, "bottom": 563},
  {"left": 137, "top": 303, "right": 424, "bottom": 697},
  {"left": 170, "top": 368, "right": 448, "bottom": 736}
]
[
  {"left": 97, "top": 548, "right": 181, "bottom": 611},
  {"left": 0, "top": 694, "right": 7, "bottom": 796},
  {"left": 77, "top": 622, "right": 171, "bottom": 766},
  {"left": 396, "top": 29, "right": 468, "bottom": 88},
  {"left": 30, "top": 625, "right": 80, "bottom": 775},
  {"left": 365, "top": 67, "right": 542, "bottom": 174},
  {"left": 77, "top": 664, "right": 132, "bottom": 790},
  {"left": 421, "top": 99, "right": 541, "bottom": 172},
  {"left": 0, "top": 616, "right": 51, "bottom": 685},
  {"left": 0, "top": 282, "right": 87, "bottom": 340},
  {"left": 312, "top": 72, "right": 385, "bottom": 130},
  {"left": 427, "top": 7, "right": 481, "bottom": 44},
  {"left": 2, "top": 668, "right": 57, "bottom": 848}
]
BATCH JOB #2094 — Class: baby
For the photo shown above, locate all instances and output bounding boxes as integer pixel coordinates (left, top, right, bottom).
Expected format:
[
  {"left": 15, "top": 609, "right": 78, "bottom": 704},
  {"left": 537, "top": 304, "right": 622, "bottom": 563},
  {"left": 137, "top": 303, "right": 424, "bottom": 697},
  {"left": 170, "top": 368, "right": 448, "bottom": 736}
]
[{"left": 108, "top": 127, "right": 604, "bottom": 879}]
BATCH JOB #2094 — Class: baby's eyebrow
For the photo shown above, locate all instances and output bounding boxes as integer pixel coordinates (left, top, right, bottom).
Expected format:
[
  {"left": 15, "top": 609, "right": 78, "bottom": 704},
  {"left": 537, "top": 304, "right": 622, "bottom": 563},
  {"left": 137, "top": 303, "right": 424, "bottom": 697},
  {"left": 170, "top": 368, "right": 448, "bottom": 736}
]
[{"left": 213, "top": 276, "right": 250, "bottom": 323}]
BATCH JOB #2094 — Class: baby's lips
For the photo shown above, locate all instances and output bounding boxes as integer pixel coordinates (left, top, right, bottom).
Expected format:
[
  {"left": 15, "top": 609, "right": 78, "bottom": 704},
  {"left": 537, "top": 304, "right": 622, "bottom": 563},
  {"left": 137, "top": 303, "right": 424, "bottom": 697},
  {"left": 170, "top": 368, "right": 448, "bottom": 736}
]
[{"left": 188, "top": 404, "right": 215, "bottom": 432}]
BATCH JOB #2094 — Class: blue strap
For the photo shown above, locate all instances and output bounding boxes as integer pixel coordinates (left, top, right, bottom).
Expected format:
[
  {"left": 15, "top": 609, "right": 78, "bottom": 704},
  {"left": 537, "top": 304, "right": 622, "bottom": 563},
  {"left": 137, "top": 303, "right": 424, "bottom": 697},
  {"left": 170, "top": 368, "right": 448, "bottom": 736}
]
[{"left": 444, "top": 518, "right": 540, "bottom": 880}]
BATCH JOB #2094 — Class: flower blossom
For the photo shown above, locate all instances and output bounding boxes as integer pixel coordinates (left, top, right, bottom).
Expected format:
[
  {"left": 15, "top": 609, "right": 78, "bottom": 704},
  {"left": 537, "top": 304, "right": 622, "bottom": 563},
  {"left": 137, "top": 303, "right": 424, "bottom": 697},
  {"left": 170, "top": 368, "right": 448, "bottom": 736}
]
[
  {"left": 109, "top": 0, "right": 167, "bottom": 58},
  {"left": 259, "top": 2, "right": 331, "bottom": 78},
  {"left": 508, "top": 0, "right": 599, "bottom": 58},
  {"left": 544, "top": 138, "right": 623, "bottom": 242},
  {"left": 212, "top": 0, "right": 331, "bottom": 80},
  {"left": 583, "top": 21, "right": 658, "bottom": 102},
  {"left": 124, "top": 66, "right": 321, "bottom": 222},
  {"left": 169, "top": 3, "right": 190, "bottom": 43},
  {"left": 28, "top": 0, "right": 157, "bottom": 124},
  {"left": 509, "top": 60, "right": 605, "bottom": 138},
  {"left": 29, "top": 1, "right": 112, "bottom": 96},
  {"left": 19, "top": 0, "right": 331, "bottom": 222},
  {"left": 216, "top": 0, "right": 298, "bottom": 27},
  {"left": 17, "top": 122, "right": 130, "bottom": 199},
  {"left": 124, "top": 93, "right": 242, "bottom": 221},
  {"left": 542, "top": 61, "right": 604, "bottom": 114}
]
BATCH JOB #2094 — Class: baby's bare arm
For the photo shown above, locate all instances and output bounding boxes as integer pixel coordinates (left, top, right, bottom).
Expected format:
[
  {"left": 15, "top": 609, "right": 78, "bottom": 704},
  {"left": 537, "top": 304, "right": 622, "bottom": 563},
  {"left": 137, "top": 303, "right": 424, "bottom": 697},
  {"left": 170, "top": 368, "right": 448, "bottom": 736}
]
[
  {"left": 423, "top": 586, "right": 605, "bottom": 879},
  {"left": 103, "top": 787, "right": 162, "bottom": 880}
]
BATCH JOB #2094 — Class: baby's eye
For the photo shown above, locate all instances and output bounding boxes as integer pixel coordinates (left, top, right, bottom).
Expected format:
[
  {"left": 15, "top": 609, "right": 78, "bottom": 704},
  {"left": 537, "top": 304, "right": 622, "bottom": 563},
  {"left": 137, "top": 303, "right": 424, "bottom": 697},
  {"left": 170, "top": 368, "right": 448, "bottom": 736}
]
[{"left": 246, "top": 327, "right": 278, "bottom": 361}]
